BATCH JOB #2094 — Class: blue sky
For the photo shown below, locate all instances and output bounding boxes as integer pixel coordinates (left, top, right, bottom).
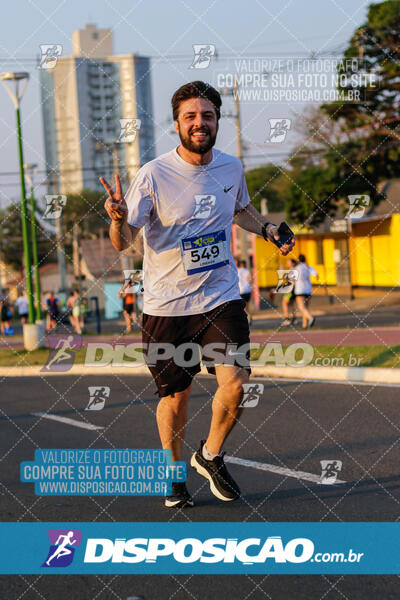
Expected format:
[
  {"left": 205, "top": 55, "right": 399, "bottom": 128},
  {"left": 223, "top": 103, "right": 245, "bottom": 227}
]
[{"left": 0, "top": 0, "right": 372, "bottom": 203}]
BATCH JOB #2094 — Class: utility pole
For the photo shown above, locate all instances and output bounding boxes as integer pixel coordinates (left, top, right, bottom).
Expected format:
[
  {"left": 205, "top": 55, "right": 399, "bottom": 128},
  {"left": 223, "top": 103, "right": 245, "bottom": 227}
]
[
  {"left": 233, "top": 76, "right": 244, "bottom": 164},
  {"left": 72, "top": 223, "right": 81, "bottom": 286},
  {"left": 218, "top": 78, "right": 260, "bottom": 310},
  {"left": 50, "top": 171, "right": 67, "bottom": 292}
]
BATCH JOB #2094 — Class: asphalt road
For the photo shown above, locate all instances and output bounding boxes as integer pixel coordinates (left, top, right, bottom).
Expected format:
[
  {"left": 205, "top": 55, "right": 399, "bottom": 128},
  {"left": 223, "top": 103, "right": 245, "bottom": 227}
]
[{"left": 1, "top": 374, "right": 399, "bottom": 599}]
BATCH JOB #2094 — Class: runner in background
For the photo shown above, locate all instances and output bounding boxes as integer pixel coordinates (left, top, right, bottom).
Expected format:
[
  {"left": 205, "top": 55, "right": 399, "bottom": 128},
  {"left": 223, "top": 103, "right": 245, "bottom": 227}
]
[
  {"left": 45, "top": 291, "right": 59, "bottom": 332},
  {"left": 15, "top": 290, "right": 29, "bottom": 325},
  {"left": 281, "top": 258, "right": 298, "bottom": 326},
  {"left": 0, "top": 297, "right": 13, "bottom": 335},
  {"left": 66, "top": 290, "right": 82, "bottom": 334},
  {"left": 237, "top": 260, "right": 252, "bottom": 325},
  {"left": 294, "top": 254, "right": 318, "bottom": 329},
  {"left": 118, "top": 288, "right": 137, "bottom": 334}
]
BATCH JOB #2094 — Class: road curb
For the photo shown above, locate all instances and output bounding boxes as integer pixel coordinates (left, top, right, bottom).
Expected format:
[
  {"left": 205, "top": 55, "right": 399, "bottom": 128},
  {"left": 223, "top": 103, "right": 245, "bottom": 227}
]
[{"left": 1, "top": 363, "right": 400, "bottom": 384}]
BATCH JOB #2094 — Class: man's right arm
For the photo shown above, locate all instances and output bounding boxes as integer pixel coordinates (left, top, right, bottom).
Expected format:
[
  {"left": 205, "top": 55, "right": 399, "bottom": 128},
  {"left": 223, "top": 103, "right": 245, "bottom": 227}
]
[
  {"left": 100, "top": 174, "right": 142, "bottom": 252},
  {"left": 109, "top": 220, "right": 140, "bottom": 252}
]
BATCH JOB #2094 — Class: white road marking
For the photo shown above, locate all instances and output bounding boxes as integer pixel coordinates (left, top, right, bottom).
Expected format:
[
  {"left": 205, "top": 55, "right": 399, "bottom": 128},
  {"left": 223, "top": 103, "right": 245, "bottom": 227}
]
[
  {"left": 31, "top": 412, "right": 104, "bottom": 431},
  {"left": 249, "top": 376, "right": 400, "bottom": 388},
  {"left": 225, "top": 455, "right": 346, "bottom": 485}
]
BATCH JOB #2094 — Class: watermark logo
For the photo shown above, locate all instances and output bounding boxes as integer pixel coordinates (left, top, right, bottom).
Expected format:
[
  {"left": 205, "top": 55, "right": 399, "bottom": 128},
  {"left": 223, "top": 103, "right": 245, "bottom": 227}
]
[
  {"left": 320, "top": 460, "right": 342, "bottom": 484},
  {"left": 37, "top": 44, "right": 62, "bottom": 69},
  {"left": 192, "top": 194, "right": 216, "bottom": 219},
  {"left": 84, "top": 341, "right": 314, "bottom": 369},
  {"left": 215, "top": 57, "right": 373, "bottom": 103},
  {"left": 240, "top": 383, "right": 264, "bottom": 407},
  {"left": 346, "top": 195, "right": 370, "bottom": 218},
  {"left": 41, "top": 335, "right": 82, "bottom": 372},
  {"left": 190, "top": 44, "right": 216, "bottom": 69},
  {"left": 42, "top": 529, "right": 81, "bottom": 567},
  {"left": 85, "top": 386, "right": 110, "bottom": 411},
  {"left": 118, "top": 118, "right": 141, "bottom": 143},
  {"left": 43, "top": 195, "right": 67, "bottom": 219},
  {"left": 275, "top": 269, "right": 298, "bottom": 294},
  {"left": 121, "top": 270, "right": 144, "bottom": 294},
  {"left": 267, "top": 118, "right": 291, "bottom": 143}
]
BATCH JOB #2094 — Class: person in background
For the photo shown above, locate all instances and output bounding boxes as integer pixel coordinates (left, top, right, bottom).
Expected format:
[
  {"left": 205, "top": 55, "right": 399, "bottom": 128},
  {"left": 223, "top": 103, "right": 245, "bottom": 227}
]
[
  {"left": 0, "top": 297, "right": 13, "bottom": 335},
  {"left": 281, "top": 258, "right": 298, "bottom": 326},
  {"left": 294, "top": 254, "right": 318, "bottom": 329},
  {"left": 46, "top": 291, "right": 59, "bottom": 332},
  {"left": 237, "top": 260, "right": 252, "bottom": 325},
  {"left": 118, "top": 287, "right": 137, "bottom": 334},
  {"left": 15, "top": 290, "right": 29, "bottom": 325},
  {"left": 79, "top": 296, "right": 87, "bottom": 333},
  {"left": 66, "top": 289, "right": 82, "bottom": 335}
]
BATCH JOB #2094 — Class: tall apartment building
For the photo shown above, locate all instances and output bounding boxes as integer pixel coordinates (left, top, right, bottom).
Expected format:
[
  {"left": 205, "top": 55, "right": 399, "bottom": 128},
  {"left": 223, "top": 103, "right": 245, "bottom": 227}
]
[{"left": 40, "top": 24, "right": 155, "bottom": 194}]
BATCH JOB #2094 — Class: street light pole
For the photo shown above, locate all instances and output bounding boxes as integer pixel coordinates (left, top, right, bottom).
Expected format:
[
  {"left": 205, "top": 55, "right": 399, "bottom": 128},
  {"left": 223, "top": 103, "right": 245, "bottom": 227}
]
[
  {"left": 0, "top": 72, "right": 35, "bottom": 324},
  {"left": 24, "top": 164, "right": 42, "bottom": 320}
]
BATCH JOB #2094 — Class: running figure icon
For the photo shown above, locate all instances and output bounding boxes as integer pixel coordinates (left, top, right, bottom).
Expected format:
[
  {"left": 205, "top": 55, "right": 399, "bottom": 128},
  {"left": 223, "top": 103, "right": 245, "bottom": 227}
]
[
  {"left": 45, "top": 531, "right": 77, "bottom": 566},
  {"left": 45, "top": 335, "right": 75, "bottom": 370}
]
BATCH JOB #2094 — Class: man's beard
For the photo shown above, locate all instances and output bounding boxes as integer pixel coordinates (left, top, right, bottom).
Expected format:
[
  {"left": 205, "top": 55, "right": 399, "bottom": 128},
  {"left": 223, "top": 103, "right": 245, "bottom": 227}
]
[{"left": 177, "top": 123, "right": 218, "bottom": 154}]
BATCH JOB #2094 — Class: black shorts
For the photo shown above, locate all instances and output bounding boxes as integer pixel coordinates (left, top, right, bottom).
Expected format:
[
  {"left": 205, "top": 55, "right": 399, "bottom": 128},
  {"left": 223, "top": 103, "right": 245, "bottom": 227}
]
[
  {"left": 142, "top": 299, "right": 251, "bottom": 397},
  {"left": 240, "top": 292, "right": 251, "bottom": 303},
  {"left": 124, "top": 303, "right": 134, "bottom": 315}
]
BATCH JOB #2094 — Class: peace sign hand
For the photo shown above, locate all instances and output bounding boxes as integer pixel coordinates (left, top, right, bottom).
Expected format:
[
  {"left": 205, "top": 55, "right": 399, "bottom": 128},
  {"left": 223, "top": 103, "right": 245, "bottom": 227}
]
[{"left": 100, "top": 174, "right": 128, "bottom": 224}]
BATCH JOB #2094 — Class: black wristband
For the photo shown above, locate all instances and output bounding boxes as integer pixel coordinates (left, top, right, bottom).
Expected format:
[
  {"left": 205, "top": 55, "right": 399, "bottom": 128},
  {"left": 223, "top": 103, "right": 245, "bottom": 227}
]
[{"left": 262, "top": 222, "right": 274, "bottom": 242}]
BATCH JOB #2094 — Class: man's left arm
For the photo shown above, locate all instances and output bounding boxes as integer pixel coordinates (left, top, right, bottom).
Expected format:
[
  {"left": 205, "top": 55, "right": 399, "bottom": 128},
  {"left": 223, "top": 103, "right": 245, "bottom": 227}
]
[{"left": 234, "top": 203, "right": 295, "bottom": 256}]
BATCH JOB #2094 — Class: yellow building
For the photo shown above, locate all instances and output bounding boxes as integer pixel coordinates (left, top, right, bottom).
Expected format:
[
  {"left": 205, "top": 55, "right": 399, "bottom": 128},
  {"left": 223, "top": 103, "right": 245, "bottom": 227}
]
[{"left": 254, "top": 180, "right": 400, "bottom": 291}]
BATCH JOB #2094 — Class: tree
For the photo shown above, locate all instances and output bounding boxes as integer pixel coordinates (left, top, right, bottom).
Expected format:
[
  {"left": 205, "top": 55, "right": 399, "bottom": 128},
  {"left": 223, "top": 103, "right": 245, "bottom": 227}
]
[
  {"left": 62, "top": 188, "right": 108, "bottom": 238},
  {"left": 245, "top": 164, "right": 289, "bottom": 213},
  {"left": 0, "top": 201, "right": 55, "bottom": 273},
  {"left": 321, "top": 0, "right": 400, "bottom": 203}
]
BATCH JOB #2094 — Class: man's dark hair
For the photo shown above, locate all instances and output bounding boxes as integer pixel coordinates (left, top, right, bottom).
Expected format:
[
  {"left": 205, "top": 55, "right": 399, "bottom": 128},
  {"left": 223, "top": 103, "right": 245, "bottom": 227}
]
[
  {"left": 298, "top": 254, "right": 306, "bottom": 263},
  {"left": 171, "top": 81, "right": 222, "bottom": 121}
]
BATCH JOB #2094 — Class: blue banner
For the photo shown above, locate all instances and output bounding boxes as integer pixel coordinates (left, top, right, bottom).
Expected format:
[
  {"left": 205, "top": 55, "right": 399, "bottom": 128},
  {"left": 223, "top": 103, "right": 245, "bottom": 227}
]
[{"left": 0, "top": 522, "right": 399, "bottom": 574}]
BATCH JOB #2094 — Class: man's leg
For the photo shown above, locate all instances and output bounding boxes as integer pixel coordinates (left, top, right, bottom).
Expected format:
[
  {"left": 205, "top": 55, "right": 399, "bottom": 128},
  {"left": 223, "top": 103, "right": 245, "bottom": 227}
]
[
  {"left": 205, "top": 365, "right": 249, "bottom": 455},
  {"left": 156, "top": 384, "right": 191, "bottom": 461},
  {"left": 296, "top": 296, "right": 310, "bottom": 327},
  {"left": 123, "top": 310, "right": 131, "bottom": 332}
]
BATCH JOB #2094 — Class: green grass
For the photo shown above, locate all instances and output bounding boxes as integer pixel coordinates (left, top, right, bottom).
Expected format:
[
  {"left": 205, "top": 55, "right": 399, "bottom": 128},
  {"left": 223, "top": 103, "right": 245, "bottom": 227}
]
[
  {"left": 0, "top": 345, "right": 399, "bottom": 369},
  {"left": 249, "top": 345, "right": 400, "bottom": 369}
]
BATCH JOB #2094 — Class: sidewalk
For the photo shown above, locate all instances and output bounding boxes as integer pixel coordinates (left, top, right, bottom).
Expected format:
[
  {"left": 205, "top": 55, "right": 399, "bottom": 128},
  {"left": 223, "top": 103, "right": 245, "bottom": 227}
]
[{"left": 1, "top": 326, "right": 399, "bottom": 350}]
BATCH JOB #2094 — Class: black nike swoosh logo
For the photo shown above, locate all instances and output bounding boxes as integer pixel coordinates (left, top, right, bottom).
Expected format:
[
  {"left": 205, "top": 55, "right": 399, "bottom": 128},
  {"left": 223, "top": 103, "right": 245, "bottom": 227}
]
[{"left": 224, "top": 185, "right": 234, "bottom": 193}]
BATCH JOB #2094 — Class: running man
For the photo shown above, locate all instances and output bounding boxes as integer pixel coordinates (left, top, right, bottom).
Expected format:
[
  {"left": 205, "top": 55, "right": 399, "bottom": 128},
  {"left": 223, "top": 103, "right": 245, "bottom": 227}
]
[{"left": 101, "top": 81, "right": 295, "bottom": 508}]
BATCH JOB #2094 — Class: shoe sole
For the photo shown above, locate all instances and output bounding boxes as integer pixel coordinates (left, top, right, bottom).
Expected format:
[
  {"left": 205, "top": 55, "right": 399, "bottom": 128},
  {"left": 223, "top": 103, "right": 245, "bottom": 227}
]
[
  {"left": 190, "top": 454, "right": 238, "bottom": 502},
  {"left": 164, "top": 498, "right": 194, "bottom": 508}
]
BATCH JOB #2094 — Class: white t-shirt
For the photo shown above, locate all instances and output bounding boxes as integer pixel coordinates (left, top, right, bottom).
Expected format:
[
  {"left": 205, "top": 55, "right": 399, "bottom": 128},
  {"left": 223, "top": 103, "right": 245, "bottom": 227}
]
[
  {"left": 294, "top": 263, "right": 317, "bottom": 296},
  {"left": 237, "top": 267, "right": 251, "bottom": 294},
  {"left": 125, "top": 147, "right": 250, "bottom": 316},
  {"left": 15, "top": 296, "right": 29, "bottom": 315}
]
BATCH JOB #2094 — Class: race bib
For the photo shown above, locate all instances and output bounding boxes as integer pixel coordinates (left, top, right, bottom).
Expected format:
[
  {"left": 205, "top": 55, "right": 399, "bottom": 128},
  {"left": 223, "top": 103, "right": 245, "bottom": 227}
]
[{"left": 180, "top": 230, "right": 229, "bottom": 275}]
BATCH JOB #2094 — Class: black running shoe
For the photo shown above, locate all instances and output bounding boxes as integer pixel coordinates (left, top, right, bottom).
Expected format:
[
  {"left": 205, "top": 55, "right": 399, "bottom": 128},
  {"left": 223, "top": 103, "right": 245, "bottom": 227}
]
[
  {"left": 190, "top": 440, "right": 240, "bottom": 501},
  {"left": 164, "top": 482, "right": 194, "bottom": 508}
]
